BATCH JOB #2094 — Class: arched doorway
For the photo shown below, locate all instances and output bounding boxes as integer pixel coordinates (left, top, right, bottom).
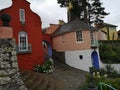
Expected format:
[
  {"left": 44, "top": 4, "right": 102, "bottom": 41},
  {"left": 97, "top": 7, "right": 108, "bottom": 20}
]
[
  {"left": 42, "top": 41, "right": 52, "bottom": 57},
  {"left": 91, "top": 51, "right": 100, "bottom": 69}
]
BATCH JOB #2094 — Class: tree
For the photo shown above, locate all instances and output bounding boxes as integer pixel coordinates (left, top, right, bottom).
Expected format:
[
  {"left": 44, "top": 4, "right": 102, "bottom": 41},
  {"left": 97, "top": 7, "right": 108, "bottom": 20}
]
[
  {"left": 57, "top": 0, "right": 90, "bottom": 23},
  {"left": 89, "top": 0, "right": 109, "bottom": 24},
  {"left": 57, "top": 0, "right": 109, "bottom": 25}
]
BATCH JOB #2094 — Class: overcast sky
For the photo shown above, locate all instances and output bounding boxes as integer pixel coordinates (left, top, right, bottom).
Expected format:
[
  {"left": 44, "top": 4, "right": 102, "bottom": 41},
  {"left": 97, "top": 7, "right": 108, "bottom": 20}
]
[{"left": 0, "top": 0, "right": 120, "bottom": 30}]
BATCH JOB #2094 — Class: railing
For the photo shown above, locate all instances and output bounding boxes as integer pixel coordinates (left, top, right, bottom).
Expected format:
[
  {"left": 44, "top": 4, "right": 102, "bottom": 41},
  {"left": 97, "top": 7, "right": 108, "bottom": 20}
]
[
  {"left": 99, "top": 82, "right": 117, "bottom": 90},
  {"left": 16, "top": 44, "right": 32, "bottom": 54},
  {"left": 91, "top": 40, "right": 99, "bottom": 48}
]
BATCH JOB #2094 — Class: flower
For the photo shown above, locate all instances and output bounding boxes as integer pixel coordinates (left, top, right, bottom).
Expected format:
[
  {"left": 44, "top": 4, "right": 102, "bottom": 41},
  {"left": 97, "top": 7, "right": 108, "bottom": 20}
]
[
  {"left": 104, "top": 74, "right": 107, "bottom": 77},
  {"left": 33, "top": 60, "right": 54, "bottom": 73}
]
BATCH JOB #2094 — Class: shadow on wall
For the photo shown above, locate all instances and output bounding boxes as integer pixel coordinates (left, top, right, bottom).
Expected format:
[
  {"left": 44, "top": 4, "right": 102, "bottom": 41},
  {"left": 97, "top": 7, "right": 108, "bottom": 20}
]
[
  {"left": 52, "top": 50, "right": 65, "bottom": 63},
  {"left": 42, "top": 40, "right": 52, "bottom": 57}
]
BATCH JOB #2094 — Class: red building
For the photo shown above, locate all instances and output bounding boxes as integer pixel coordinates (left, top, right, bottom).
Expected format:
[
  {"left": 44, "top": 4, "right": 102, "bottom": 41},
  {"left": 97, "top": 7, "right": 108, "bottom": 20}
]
[{"left": 0, "top": 0, "right": 44, "bottom": 70}]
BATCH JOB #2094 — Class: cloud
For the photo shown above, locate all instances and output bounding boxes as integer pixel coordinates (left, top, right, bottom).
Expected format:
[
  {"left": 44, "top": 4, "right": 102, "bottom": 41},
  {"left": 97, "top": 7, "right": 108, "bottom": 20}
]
[
  {"left": 28, "top": 0, "right": 67, "bottom": 28},
  {"left": 1, "top": 0, "right": 120, "bottom": 30},
  {"left": 0, "top": 0, "right": 12, "bottom": 10},
  {"left": 101, "top": 0, "right": 120, "bottom": 30}
]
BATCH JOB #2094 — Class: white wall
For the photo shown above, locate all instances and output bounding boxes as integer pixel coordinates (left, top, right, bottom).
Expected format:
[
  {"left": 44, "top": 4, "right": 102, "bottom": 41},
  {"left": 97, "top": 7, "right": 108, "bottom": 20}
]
[
  {"left": 65, "top": 49, "right": 120, "bottom": 73},
  {"left": 101, "top": 63, "right": 120, "bottom": 73},
  {"left": 65, "top": 49, "right": 99, "bottom": 72}
]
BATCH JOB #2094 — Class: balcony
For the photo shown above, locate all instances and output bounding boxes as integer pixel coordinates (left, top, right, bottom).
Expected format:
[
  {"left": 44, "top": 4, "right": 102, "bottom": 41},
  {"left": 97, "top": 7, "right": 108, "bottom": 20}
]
[
  {"left": 16, "top": 44, "right": 32, "bottom": 54},
  {"left": 91, "top": 40, "right": 99, "bottom": 48}
]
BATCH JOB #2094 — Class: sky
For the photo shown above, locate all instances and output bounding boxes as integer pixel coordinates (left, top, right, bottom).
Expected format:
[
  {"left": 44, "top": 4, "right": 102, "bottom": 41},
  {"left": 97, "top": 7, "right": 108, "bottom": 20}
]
[{"left": 0, "top": 0, "right": 120, "bottom": 30}]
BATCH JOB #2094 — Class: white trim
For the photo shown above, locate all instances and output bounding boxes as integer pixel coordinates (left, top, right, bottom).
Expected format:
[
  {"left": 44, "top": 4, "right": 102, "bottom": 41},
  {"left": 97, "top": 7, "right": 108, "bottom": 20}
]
[
  {"left": 18, "top": 31, "right": 28, "bottom": 51},
  {"left": 19, "top": 9, "right": 25, "bottom": 23},
  {"left": 75, "top": 31, "right": 84, "bottom": 43}
]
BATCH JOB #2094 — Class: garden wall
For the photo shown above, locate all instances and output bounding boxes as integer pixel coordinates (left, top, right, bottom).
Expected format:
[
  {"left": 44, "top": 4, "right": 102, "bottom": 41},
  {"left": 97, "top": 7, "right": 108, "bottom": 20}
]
[
  {"left": 101, "top": 63, "right": 120, "bottom": 73},
  {"left": 0, "top": 38, "right": 27, "bottom": 90}
]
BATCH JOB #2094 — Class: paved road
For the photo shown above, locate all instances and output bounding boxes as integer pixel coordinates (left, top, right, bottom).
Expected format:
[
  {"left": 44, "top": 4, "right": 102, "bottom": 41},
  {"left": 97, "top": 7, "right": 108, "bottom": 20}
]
[
  {"left": 49, "top": 60, "right": 88, "bottom": 90},
  {"left": 20, "top": 60, "right": 88, "bottom": 90}
]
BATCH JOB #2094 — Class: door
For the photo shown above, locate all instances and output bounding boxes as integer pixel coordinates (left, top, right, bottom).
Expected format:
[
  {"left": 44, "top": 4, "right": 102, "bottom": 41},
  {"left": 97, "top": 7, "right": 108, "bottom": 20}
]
[{"left": 91, "top": 51, "right": 100, "bottom": 69}]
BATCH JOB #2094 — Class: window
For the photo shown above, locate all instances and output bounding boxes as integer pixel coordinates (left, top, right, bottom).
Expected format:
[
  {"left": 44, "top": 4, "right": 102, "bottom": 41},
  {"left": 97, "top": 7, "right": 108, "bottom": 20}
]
[
  {"left": 18, "top": 31, "right": 28, "bottom": 51},
  {"left": 76, "top": 31, "right": 83, "bottom": 42},
  {"left": 90, "top": 31, "right": 94, "bottom": 41},
  {"left": 79, "top": 55, "right": 83, "bottom": 59},
  {"left": 19, "top": 9, "right": 25, "bottom": 22}
]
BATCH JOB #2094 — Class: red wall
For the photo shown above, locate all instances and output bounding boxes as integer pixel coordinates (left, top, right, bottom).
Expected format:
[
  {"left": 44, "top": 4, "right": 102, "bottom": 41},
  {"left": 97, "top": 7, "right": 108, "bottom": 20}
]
[{"left": 1, "top": 0, "right": 44, "bottom": 70}]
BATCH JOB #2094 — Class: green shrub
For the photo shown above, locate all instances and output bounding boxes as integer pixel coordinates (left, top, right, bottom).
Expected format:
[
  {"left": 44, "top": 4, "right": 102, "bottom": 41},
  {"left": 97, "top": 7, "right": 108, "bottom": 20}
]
[
  {"left": 101, "top": 78, "right": 120, "bottom": 90},
  {"left": 99, "top": 43, "right": 120, "bottom": 63},
  {"left": 33, "top": 60, "right": 54, "bottom": 73},
  {"left": 86, "top": 66, "right": 120, "bottom": 89},
  {"left": 86, "top": 74, "right": 120, "bottom": 89}
]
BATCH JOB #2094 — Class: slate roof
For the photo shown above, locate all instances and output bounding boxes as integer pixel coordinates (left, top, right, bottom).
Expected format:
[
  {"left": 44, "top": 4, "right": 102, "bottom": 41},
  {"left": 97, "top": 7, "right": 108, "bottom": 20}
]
[{"left": 53, "top": 18, "right": 96, "bottom": 37}]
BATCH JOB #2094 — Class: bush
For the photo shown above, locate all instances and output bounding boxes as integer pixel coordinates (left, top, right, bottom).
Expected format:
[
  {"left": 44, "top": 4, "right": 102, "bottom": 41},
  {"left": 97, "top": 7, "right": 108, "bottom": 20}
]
[
  {"left": 85, "top": 66, "right": 120, "bottom": 89},
  {"left": 33, "top": 60, "right": 54, "bottom": 73},
  {"left": 86, "top": 74, "right": 120, "bottom": 89},
  {"left": 100, "top": 78, "right": 120, "bottom": 90},
  {"left": 99, "top": 43, "right": 120, "bottom": 63}
]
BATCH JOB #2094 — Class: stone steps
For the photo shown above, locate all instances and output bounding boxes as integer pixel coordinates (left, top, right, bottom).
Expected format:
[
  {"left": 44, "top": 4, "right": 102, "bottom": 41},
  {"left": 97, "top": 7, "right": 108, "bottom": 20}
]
[
  {"left": 46, "top": 76, "right": 55, "bottom": 90},
  {"left": 28, "top": 75, "right": 44, "bottom": 90},
  {"left": 19, "top": 60, "right": 87, "bottom": 90},
  {"left": 20, "top": 70, "right": 61, "bottom": 90}
]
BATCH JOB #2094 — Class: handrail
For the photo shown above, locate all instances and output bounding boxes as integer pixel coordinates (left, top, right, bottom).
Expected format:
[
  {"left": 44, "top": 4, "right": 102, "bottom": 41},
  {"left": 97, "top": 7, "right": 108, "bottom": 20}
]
[{"left": 100, "top": 82, "right": 117, "bottom": 90}]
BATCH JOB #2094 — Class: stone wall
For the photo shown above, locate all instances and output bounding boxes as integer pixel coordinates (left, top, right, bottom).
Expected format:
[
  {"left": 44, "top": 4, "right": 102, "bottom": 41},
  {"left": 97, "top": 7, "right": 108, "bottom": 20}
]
[{"left": 0, "top": 38, "right": 27, "bottom": 90}]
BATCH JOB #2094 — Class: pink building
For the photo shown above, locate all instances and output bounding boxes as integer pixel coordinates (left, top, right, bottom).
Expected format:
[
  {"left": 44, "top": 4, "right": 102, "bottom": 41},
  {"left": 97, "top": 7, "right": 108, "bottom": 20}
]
[
  {"left": 52, "top": 18, "right": 100, "bottom": 71},
  {"left": 0, "top": 27, "right": 13, "bottom": 38}
]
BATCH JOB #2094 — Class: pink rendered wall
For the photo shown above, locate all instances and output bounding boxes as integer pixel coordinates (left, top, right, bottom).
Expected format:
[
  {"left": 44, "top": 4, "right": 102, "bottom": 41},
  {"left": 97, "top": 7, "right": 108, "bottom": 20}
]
[
  {"left": 53, "top": 30, "right": 92, "bottom": 52},
  {"left": 0, "top": 27, "right": 13, "bottom": 38}
]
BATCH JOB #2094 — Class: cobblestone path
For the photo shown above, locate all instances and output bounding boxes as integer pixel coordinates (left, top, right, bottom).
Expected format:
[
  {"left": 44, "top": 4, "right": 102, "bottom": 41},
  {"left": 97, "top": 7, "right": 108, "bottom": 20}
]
[{"left": 20, "top": 61, "right": 88, "bottom": 90}]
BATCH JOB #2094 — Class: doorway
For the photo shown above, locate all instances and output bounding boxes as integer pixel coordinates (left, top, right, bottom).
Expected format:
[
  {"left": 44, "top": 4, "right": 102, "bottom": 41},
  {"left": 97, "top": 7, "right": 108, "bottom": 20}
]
[{"left": 91, "top": 51, "right": 100, "bottom": 69}]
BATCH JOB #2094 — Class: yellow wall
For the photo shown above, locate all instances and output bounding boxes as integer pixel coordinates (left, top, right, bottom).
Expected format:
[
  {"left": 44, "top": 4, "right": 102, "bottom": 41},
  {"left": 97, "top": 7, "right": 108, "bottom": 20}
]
[{"left": 101, "top": 26, "right": 118, "bottom": 40}]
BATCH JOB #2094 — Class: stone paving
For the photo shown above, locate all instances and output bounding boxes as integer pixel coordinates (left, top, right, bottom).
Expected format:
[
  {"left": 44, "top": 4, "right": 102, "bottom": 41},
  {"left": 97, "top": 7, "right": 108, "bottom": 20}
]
[
  {"left": 20, "top": 60, "right": 88, "bottom": 90},
  {"left": 51, "top": 60, "right": 88, "bottom": 90}
]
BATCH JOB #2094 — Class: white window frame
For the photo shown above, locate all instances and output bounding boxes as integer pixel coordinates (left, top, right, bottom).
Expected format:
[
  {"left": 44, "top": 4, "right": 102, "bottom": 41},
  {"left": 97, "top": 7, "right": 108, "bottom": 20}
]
[
  {"left": 90, "top": 31, "right": 94, "bottom": 41},
  {"left": 75, "top": 31, "right": 83, "bottom": 43},
  {"left": 19, "top": 9, "right": 25, "bottom": 23},
  {"left": 18, "top": 31, "right": 28, "bottom": 51}
]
